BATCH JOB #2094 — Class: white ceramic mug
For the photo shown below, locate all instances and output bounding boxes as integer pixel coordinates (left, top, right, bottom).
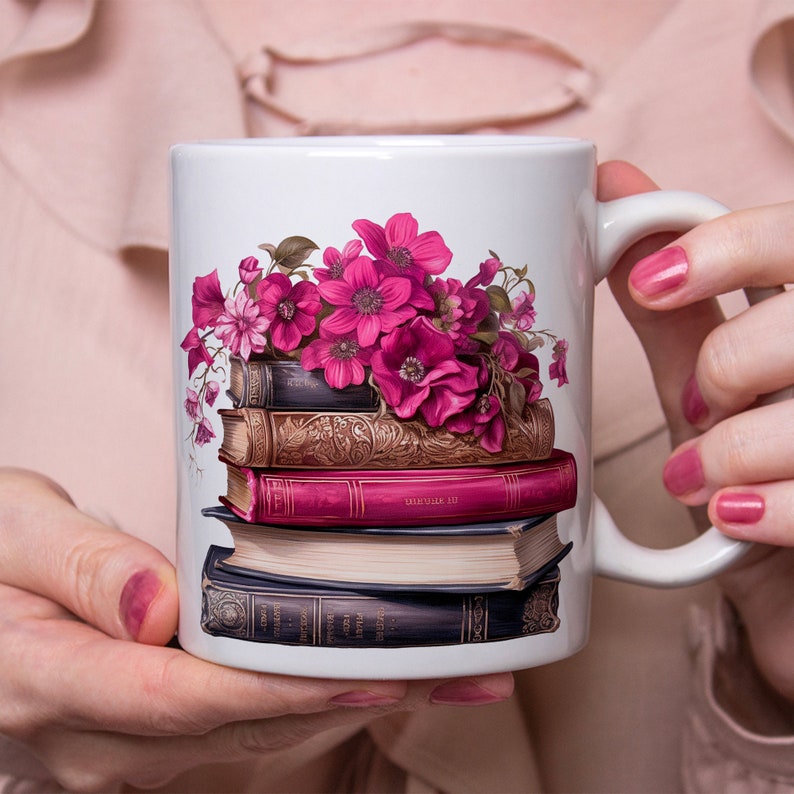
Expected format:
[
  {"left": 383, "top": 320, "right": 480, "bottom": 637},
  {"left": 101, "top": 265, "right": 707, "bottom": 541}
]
[{"left": 170, "top": 136, "right": 748, "bottom": 679}]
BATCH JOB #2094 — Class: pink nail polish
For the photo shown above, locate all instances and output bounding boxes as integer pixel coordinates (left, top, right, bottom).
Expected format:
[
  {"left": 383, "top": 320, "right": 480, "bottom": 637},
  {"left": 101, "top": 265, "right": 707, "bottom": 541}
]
[
  {"left": 119, "top": 570, "right": 163, "bottom": 640},
  {"left": 330, "top": 691, "right": 402, "bottom": 708},
  {"left": 682, "top": 374, "right": 708, "bottom": 425},
  {"left": 630, "top": 246, "right": 689, "bottom": 297},
  {"left": 662, "top": 447, "right": 705, "bottom": 496},
  {"left": 430, "top": 680, "right": 506, "bottom": 706},
  {"left": 715, "top": 493, "right": 765, "bottom": 524}
]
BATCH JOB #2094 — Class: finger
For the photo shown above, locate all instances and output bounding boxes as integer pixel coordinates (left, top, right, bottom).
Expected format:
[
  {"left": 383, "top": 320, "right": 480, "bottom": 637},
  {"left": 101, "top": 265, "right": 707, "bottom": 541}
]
[
  {"left": 683, "top": 289, "right": 794, "bottom": 428},
  {"left": 0, "top": 468, "right": 177, "bottom": 644},
  {"left": 597, "top": 161, "right": 725, "bottom": 442},
  {"left": 710, "top": 481, "right": 794, "bottom": 546},
  {"left": 2, "top": 609, "right": 409, "bottom": 736},
  {"left": 661, "top": 400, "right": 794, "bottom": 507},
  {"left": 626, "top": 201, "right": 794, "bottom": 310}
]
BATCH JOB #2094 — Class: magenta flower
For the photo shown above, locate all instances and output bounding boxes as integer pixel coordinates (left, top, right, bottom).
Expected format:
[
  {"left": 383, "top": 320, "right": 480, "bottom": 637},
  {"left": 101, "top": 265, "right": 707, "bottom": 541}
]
[
  {"left": 256, "top": 272, "right": 322, "bottom": 352},
  {"left": 301, "top": 328, "right": 374, "bottom": 389},
  {"left": 238, "top": 256, "right": 262, "bottom": 285},
  {"left": 214, "top": 290, "right": 270, "bottom": 360},
  {"left": 319, "top": 256, "right": 416, "bottom": 347},
  {"left": 549, "top": 339, "right": 569, "bottom": 386},
  {"left": 493, "top": 332, "right": 543, "bottom": 403},
  {"left": 444, "top": 358, "right": 506, "bottom": 452},
  {"left": 204, "top": 380, "right": 220, "bottom": 406},
  {"left": 180, "top": 326, "right": 214, "bottom": 376},
  {"left": 316, "top": 239, "right": 363, "bottom": 282},
  {"left": 191, "top": 269, "right": 226, "bottom": 329},
  {"left": 428, "top": 277, "right": 490, "bottom": 353},
  {"left": 195, "top": 417, "right": 216, "bottom": 447},
  {"left": 370, "top": 316, "right": 479, "bottom": 426},
  {"left": 465, "top": 257, "right": 501, "bottom": 289},
  {"left": 505, "top": 291, "right": 537, "bottom": 331},
  {"left": 184, "top": 388, "right": 201, "bottom": 420},
  {"left": 352, "top": 213, "right": 452, "bottom": 280}
]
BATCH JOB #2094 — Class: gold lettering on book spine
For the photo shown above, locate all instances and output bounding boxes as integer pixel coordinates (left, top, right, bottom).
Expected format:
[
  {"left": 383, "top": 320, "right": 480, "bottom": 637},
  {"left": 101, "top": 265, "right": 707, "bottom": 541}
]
[{"left": 268, "top": 399, "right": 554, "bottom": 469}]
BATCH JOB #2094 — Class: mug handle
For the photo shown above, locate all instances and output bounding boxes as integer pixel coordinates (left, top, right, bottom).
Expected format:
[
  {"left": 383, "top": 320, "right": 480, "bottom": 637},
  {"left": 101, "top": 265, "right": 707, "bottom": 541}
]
[{"left": 593, "top": 191, "right": 754, "bottom": 586}]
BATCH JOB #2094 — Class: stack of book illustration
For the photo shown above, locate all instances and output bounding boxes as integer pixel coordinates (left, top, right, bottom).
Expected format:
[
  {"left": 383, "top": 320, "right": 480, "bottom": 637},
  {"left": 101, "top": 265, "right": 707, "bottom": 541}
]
[{"left": 201, "top": 357, "right": 578, "bottom": 648}]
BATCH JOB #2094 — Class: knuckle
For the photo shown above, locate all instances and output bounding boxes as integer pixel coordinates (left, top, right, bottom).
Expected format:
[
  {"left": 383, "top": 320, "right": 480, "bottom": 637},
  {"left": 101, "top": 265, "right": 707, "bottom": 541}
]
[
  {"left": 699, "top": 324, "right": 754, "bottom": 408},
  {"left": 228, "top": 716, "right": 322, "bottom": 755}
]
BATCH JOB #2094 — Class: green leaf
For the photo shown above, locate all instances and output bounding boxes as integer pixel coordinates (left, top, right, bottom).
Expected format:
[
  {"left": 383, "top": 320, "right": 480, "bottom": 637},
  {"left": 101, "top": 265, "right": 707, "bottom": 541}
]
[
  {"left": 486, "top": 285, "right": 513, "bottom": 314},
  {"left": 257, "top": 242, "right": 277, "bottom": 260},
  {"left": 470, "top": 331, "right": 499, "bottom": 345},
  {"left": 273, "top": 236, "right": 319, "bottom": 271}
]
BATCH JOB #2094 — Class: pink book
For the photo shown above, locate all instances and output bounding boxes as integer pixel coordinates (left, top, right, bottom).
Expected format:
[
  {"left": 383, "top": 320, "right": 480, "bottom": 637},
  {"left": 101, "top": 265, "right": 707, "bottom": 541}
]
[{"left": 220, "top": 450, "right": 577, "bottom": 527}]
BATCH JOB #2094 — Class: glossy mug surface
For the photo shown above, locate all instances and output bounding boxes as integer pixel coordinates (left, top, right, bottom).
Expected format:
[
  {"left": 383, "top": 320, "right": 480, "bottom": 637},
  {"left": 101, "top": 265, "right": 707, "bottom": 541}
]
[{"left": 170, "top": 136, "right": 746, "bottom": 679}]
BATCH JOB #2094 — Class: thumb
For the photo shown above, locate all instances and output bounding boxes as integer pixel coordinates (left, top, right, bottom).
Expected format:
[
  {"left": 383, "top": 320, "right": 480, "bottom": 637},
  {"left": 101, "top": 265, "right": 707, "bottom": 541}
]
[
  {"left": 597, "top": 161, "right": 724, "bottom": 446},
  {"left": 0, "top": 468, "right": 178, "bottom": 645}
]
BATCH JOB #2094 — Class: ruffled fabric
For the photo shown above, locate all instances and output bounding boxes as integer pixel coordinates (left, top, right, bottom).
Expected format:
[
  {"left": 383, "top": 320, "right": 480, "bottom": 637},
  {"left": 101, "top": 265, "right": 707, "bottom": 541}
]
[
  {"left": 0, "top": 0, "right": 246, "bottom": 253},
  {"left": 683, "top": 600, "right": 794, "bottom": 793}
]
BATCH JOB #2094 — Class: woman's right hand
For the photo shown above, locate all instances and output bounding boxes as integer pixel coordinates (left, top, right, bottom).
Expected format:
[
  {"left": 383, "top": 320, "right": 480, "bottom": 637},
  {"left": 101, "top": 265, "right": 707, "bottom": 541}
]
[{"left": 0, "top": 468, "right": 513, "bottom": 792}]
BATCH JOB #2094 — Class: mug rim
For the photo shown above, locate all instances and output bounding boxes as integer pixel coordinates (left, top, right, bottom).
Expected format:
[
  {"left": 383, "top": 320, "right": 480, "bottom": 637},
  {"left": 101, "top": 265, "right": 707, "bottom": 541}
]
[{"left": 171, "top": 134, "right": 593, "bottom": 153}]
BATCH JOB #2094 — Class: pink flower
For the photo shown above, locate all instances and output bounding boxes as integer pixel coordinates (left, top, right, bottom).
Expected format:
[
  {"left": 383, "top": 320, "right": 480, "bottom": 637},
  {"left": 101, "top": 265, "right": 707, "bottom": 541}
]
[
  {"left": 319, "top": 256, "right": 416, "bottom": 347},
  {"left": 214, "top": 290, "right": 270, "bottom": 360},
  {"left": 195, "top": 417, "right": 216, "bottom": 446},
  {"left": 191, "top": 269, "right": 226, "bottom": 329},
  {"left": 493, "top": 332, "right": 543, "bottom": 403},
  {"left": 505, "top": 291, "right": 537, "bottom": 331},
  {"left": 256, "top": 272, "right": 322, "bottom": 352},
  {"left": 316, "top": 240, "right": 363, "bottom": 282},
  {"left": 180, "top": 326, "right": 214, "bottom": 376},
  {"left": 238, "top": 256, "right": 262, "bottom": 285},
  {"left": 549, "top": 339, "right": 569, "bottom": 386},
  {"left": 301, "top": 328, "right": 374, "bottom": 389},
  {"left": 370, "top": 316, "right": 479, "bottom": 426},
  {"left": 465, "top": 257, "right": 501, "bottom": 289},
  {"left": 204, "top": 380, "right": 220, "bottom": 406},
  {"left": 184, "top": 388, "right": 201, "bottom": 420},
  {"left": 444, "top": 359, "right": 506, "bottom": 452},
  {"left": 352, "top": 213, "right": 452, "bottom": 280},
  {"left": 427, "top": 277, "right": 490, "bottom": 353}
]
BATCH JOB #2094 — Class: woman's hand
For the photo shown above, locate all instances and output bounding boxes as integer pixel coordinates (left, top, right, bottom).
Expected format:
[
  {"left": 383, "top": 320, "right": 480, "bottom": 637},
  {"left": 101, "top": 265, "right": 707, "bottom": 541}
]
[
  {"left": 597, "top": 161, "right": 794, "bottom": 709},
  {"left": 0, "top": 468, "right": 513, "bottom": 792}
]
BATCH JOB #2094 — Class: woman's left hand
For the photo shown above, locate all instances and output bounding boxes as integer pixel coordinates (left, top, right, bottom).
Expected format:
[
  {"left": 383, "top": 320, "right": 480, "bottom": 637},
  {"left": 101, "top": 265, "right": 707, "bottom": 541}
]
[{"left": 598, "top": 161, "right": 794, "bottom": 707}]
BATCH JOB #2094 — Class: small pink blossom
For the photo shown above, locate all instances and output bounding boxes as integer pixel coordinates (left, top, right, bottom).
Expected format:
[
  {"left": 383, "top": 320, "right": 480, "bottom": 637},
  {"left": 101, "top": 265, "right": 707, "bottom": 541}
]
[
  {"left": 316, "top": 239, "right": 363, "bottom": 282},
  {"left": 204, "top": 380, "right": 221, "bottom": 406},
  {"left": 427, "top": 277, "right": 490, "bottom": 353},
  {"left": 214, "top": 290, "right": 270, "bottom": 360},
  {"left": 353, "top": 213, "right": 452, "bottom": 280},
  {"left": 195, "top": 416, "right": 216, "bottom": 446},
  {"left": 256, "top": 272, "right": 322, "bottom": 352},
  {"left": 493, "top": 332, "right": 543, "bottom": 402},
  {"left": 191, "top": 269, "right": 226, "bottom": 329},
  {"left": 370, "top": 316, "right": 478, "bottom": 426},
  {"left": 238, "top": 256, "right": 262, "bottom": 285},
  {"left": 319, "top": 256, "right": 416, "bottom": 347},
  {"left": 506, "top": 291, "right": 537, "bottom": 331},
  {"left": 465, "top": 257, "right": 501, "bottom": 289},
  {"left": 184, "top": 388, "right": 201, "bottom": 420},
  {"left": 549, "top": 339, "right": 569, "bottom": 386},
  {"left": 301, "top": 328, "right": 374, "bottom": 389},
  {"left": 180, "top": 326, "right": 214, "bottom": 377}
]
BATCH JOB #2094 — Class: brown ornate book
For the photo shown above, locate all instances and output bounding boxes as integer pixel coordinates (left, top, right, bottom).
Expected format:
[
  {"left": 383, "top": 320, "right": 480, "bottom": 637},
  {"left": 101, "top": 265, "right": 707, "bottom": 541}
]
[
  {"left": 200, "top": 545, "right": 563, "bottom": 647},
  {"left": 220, "top": 450, "right": 578, "bottom": 527},
  {"left": 202, "top": 505, "right": 571, "bottom": 592},
  {"left": 218, "top": 399, "right": 555, "bottom": 469}
]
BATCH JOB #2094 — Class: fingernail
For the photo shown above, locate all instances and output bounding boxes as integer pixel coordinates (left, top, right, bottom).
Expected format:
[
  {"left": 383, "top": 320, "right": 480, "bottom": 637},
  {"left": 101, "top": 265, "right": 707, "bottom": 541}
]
[
  {"left": 329, "top": 691, "right": 402, "bottom": 708},
  {"left": 663, "top": 446, "right": 705, "bottom": 496},
  {"left": 119, "top": 570, "right": 163, "bottom": 640},
  {"left": 715, "top": 492, "right": 765, "bottom": 524},
  {"left": 682, "top": 374, "right": 708, "bottom": 425},
  {"left": 430, "top": 680, "right": 507, "bottom": 707},
  {"left": 630, "top": 246, "right": 689, "bottom": 297}
]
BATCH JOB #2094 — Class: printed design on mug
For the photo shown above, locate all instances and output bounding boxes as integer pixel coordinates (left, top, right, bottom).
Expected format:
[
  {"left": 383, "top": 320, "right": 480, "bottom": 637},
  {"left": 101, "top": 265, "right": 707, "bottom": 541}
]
[{"left": 180, "top": 212, "right": 577, "bottom": 648}]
